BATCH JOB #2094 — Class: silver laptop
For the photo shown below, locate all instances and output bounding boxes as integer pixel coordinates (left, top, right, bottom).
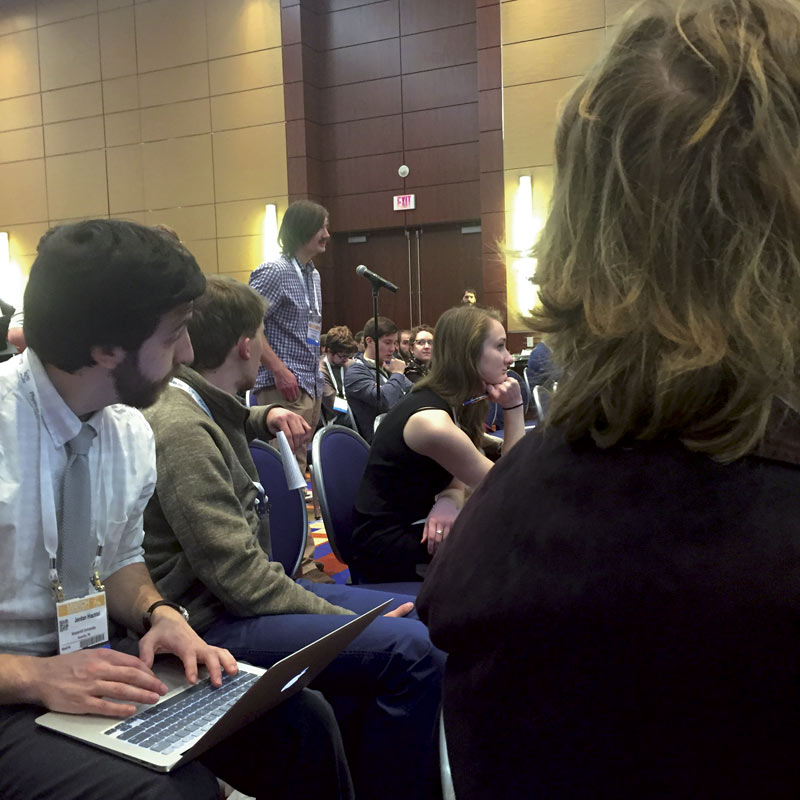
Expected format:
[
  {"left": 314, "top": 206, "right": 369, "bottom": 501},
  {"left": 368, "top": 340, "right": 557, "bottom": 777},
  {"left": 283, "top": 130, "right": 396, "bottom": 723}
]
[{"left": 36, "top": 600, "right": 390, "bottom": 772}]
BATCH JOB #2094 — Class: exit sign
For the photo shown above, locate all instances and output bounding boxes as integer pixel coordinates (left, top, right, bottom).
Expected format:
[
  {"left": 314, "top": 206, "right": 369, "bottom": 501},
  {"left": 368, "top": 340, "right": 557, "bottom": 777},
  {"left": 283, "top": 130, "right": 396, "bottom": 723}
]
[{"left": 393, "top": 193, "right": 416, "bottom": 211}]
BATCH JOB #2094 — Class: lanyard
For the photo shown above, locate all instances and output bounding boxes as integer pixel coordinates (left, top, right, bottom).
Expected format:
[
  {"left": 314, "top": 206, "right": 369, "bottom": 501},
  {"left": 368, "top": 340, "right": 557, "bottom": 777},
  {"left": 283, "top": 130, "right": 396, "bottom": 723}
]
[
  {"left": 324, "top": 356, "right": 345, "bottom": 397},
  {"left": 292, "top": 258, "right": 320, "bottom": 316},
  {"left": 20, "top": 357, "right": 105, "bottom": 600},
  {"left": 170, "top": 377, "right": 268, "bottom": 512}
]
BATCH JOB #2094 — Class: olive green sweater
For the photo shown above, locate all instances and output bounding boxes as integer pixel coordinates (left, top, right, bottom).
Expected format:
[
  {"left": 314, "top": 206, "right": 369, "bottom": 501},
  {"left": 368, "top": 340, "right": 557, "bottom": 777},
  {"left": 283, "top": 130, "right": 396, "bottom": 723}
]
[{"left": 143, "top": 366, "right": 350, "bottom": 634}]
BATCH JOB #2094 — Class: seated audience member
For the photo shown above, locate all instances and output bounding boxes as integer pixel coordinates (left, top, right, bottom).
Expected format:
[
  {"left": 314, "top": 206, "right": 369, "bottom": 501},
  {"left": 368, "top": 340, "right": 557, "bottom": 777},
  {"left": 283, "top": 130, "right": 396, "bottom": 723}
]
[
  {"left": 418, "top": 2, "right": 800, "bottom": 797},
  {"left": 143, "top": 276, "right": 444, "bottom": 800},
  {"left": 0, "top": 220, "right": 350, "bottom": 800},
  {"left": 0, "top": 299, "right": 18, "bottom": 362},
  {"left": 526, "top": 339, "right": 558, "bottom": 388},
  {"left": 351, "top": 305, "right": 524, "bottom": 582},
  {"left": 404, "top": 324, "right": 434, "bottom": 384},
  {"left": 319, "top": 324, "right": 356, "bottom": 427},
  {"left": 397, "top": 328, "right": 412, "bottom": 363},
  {"left": 354, "top": 330, "right": 365, "bottom": 353},
  {"left": 461, "top": 288, "right": 477, "bottom": 305},
  {"left": 344, "top": 316, "right": 412, "bottom": 441}
]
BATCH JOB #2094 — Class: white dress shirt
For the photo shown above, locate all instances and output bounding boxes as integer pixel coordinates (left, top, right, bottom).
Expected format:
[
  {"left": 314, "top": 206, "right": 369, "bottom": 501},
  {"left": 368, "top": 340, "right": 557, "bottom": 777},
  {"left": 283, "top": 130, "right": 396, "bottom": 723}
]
[{"left": 0, "top": 350, "right": 156, "bottom": 655}]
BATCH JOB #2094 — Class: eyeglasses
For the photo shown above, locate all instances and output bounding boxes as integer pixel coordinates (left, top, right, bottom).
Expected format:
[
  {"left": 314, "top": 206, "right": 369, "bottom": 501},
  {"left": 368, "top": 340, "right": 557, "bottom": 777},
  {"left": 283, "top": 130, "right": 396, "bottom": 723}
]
[{"left": 414, "top": 339, "right": 433, "bottom": 347}]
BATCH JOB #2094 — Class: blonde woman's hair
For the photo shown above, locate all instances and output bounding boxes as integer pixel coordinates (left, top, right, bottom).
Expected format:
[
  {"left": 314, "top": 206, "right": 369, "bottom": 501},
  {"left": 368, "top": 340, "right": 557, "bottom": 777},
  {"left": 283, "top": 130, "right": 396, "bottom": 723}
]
[
  {"left": 415, "top": 305, "right": 503, "bottom": 445},
  {"left": 532, "top": 0, "right": 800, "bottom": 462}
]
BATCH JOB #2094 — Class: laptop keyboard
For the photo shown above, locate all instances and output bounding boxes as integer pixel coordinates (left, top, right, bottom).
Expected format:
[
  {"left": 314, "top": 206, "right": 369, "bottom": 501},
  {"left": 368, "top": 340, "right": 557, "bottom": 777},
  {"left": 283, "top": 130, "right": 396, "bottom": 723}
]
[{"left": 105, "top": 670, "right": 258, "bottom": 755}]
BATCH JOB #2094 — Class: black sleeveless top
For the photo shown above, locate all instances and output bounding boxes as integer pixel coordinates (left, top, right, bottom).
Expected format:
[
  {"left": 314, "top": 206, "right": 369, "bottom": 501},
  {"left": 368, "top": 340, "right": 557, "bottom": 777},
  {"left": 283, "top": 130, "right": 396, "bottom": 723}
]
[{"left": 352, "top": 388, "right": 455, "bottom": 550}]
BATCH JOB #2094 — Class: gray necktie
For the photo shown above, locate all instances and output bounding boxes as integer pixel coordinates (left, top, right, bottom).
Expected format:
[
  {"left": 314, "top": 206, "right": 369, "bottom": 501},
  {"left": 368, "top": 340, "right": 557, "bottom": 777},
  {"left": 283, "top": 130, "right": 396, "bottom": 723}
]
[{"left": 58, "top": 422, "right": 97, "bottom": 600}]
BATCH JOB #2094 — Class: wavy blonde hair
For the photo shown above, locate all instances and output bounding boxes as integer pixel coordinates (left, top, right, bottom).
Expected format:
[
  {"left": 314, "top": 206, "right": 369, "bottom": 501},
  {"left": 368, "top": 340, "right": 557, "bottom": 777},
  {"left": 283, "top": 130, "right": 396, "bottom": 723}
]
[{"left": 532, "top": 0, "right": 800, "bottom": 462}]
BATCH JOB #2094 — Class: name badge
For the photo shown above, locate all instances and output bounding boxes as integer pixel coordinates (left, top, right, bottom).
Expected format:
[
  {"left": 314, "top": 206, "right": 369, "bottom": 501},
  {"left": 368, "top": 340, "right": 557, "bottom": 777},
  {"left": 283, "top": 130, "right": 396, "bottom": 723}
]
[
  {"left": 306, "top": 318, "right": 321, "bottom": 347},
  {"left": 333, "top": 396, "right": 349, "bottom": 413},
  {"left": 56, "top": 592, "right": 109, "bottom": 654}
]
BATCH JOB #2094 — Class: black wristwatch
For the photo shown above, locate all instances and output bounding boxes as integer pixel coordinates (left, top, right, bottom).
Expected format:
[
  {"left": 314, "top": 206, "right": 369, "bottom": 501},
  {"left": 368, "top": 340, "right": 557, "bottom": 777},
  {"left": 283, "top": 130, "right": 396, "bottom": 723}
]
[{"left": 143, "top": 600, "right": 189, "bottom": 631}]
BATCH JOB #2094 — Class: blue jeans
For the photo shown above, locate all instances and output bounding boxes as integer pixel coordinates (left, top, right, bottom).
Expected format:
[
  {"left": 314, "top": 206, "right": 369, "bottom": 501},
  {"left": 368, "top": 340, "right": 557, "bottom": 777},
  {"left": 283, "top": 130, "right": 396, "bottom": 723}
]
[{"left": 202, "top": 582, "right": 444, "bottom": 800}]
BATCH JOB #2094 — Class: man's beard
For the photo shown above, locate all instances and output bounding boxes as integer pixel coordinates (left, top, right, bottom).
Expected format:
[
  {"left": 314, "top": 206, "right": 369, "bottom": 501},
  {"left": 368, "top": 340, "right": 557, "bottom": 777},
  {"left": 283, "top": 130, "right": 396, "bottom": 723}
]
[{"left": 112, "top": 350, "right": 173, "bottom": 409}]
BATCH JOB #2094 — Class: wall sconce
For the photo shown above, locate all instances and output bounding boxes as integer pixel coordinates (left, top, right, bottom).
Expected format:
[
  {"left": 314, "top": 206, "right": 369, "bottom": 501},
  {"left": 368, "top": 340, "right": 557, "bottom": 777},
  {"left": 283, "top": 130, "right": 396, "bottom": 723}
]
[{"left": 262, "top": 204, "right": 280, "bottom": 263}]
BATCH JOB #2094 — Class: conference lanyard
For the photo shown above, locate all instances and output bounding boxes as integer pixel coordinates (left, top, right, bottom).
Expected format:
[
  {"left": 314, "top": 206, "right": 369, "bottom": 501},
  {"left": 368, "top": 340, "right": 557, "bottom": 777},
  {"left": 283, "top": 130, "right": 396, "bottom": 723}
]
[
  {"left": 292, "top": 258, "right": 320, "bottom": 316},
  {"left": 324, "top": 356, "right": 345, "bottom": 398},
  {"left": 18, "top": 356, "right": 105, "bottom": 600}
]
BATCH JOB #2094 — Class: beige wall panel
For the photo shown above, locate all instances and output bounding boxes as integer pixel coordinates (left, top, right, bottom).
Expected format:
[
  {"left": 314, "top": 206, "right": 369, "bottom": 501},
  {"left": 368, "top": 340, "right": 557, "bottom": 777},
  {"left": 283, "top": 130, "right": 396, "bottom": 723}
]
[
  {"left": 0, "top": 159, "right": 47, "bottom": 225},
  {"left": 209, "top": 48, "right": 282, "bottom": 96},
  {"left": 107, "top": 143, "right": 144, "bottom": 213},
  {"left": 105, "top": 109, "right": 141, "bottom": 146},
  {"left": 606, "top": 0, "right": 633, "bottom": 25},
  {"left": 143, "top": 204, "right": 216, "bottom": 240},
  {"left": 503, "top": 29, "right": 604, "bottom": 87},
  {"left": 0, "top": 1, "right": 37, "bottom": 36},
  {"left": 216, "top": 195, "right": 287, "bottom": 238},
  {"left": 46, "top": 149, "right": 109, "bottom": 219},
  {"left": 103, "top": 75, "right": 139, "bottom": 113},
  {"left": 210, "top": 85, "right": 284, "bottom": 132},
  {"left": 10, "top": 251, "right": 36, "bottom": 278},
  {"left": 115, "top": 210, "right": 146, "bottom": 224},
  {"left": 218, "top": 270, "right": 250, "bottom": 285},
  {"left": 142, "top": 134, "right": 214, "bottom": 209},
  {"left": 184, "top": 237, "right": 218, "bottom": 273},
  {"left": 212, "top": 124, "right": 287, "bottom": 203},
  {"left": 0, "top": 127, "right": 44, "bottom": 163},
  {"left": 138, "top": 63, "right": 209, "bottom": 107},
  {"left": 44, "top": 116, "right": 105, "bottom": 156},
  {"left": 6, "top": 221, "right": 49, "bottom": 256},
  {"left": 0, "top": 29, "right": 40, "bottom": 100},
  {"left": 99, "top": 6, "right": 137, "bottom": 79},
  {"left": 0, "top": 94, "right": 42, "bottom": 132},
  {"left": 141, "top": 98, "right": 211, "bottom": 142},
  {"left": 501, "top": 0, "right": 604, "bottom": 44},
  {"left": 206, "top": 0, "right": 282, "bottom": 61},
  {"left": 38, "top": 16, "right": 101, "bottom": 91},
  {"left": 99, "top": 0, "right": 133, "bottom": 11},
  {"left": 42, "top": 82, "right": 103, "bottom": 123},
  {"left": 36, "top": 0, "right": 98, "bottom": 27},
  {"left": 217, "top": 234, "right": 262, "bottom": 273},
  {"left": 503, "top": 77, "right": 581, "bottom": 168},
  {"left": 135, "top": 0, "right": 208, "bottom": 73}
]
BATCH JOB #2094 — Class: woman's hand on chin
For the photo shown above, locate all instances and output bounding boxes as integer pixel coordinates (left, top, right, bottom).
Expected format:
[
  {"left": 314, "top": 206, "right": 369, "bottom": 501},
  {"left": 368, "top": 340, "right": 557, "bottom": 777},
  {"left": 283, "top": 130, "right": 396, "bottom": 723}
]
[{"left": 486, "top": 376, "right": 522, "bottom": 409}]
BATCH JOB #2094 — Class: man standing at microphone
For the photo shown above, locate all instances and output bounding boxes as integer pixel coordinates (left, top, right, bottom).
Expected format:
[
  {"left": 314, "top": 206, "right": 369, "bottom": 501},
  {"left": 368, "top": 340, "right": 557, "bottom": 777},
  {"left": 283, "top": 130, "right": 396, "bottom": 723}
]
[{"left": 249, "top": 200, "right": 331, "bottom": 582}]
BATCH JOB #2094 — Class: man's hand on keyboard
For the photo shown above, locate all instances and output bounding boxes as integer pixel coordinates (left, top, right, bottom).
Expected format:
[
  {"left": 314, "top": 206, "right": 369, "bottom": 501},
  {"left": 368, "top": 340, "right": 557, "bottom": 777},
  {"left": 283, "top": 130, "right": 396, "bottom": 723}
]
[
  {"left": 23, "top": 649, "right": 168, "bottom": 717},
  {"left": 138, "top": 608, "right": 237, "bottom": 689}
]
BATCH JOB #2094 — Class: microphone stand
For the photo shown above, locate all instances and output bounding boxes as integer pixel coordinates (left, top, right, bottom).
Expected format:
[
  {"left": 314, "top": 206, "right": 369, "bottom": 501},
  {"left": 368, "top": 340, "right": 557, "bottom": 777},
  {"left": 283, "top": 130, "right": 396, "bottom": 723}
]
[{"left": 371, "top": 284, "right": 381, "bottom": 411}]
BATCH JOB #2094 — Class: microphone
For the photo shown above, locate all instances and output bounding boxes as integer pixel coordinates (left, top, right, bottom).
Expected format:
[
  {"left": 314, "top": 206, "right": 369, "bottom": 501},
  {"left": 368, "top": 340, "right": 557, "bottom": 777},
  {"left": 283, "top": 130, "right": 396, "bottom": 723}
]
[{"left": 356, "top": 265, "right": 399, "bottom": 293}]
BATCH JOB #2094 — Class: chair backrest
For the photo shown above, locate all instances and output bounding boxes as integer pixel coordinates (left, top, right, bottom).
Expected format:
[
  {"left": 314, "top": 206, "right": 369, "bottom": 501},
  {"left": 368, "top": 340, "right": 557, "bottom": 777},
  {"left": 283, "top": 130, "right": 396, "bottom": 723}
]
[
  {"left": 533, "top": 384, "right": 552, "bottom": 422},
  {"left": 248, "top": 440, "right": 306, "bottom": 577},
  {"left": 310, "top": 425, "right": 370, "bottom": 569}
]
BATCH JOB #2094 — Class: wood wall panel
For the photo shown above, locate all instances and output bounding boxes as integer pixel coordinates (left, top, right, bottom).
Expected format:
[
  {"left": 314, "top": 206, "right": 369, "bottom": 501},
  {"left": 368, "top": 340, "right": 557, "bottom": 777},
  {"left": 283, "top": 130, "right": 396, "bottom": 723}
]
[
  {"left": 400, "top": 24, "right": 477, "bottom": 73},
  {"left": 318, "top": 39, "right": 401, "bottom": 86},
  {"left": 322, "top": 151, "right": 404, "bottom": 196},
  {"left": 319, "top": 77, "right": 402, "bottom": 124},
  {"left": 403, "top": 142, "right": 480, "bottom": 189},
  {"left": 404, "top": 181, "right": 481, "bottom": 226},
  {"left": 401, "top": 63, "right": 478, "bottom": 112},
  {"left": 402, "top": 104, "right": 479, "bottom": 151},
  {"left": 320, "top": 115, "right": 403, "bottom": 160},
  {"left": 327, "top": 190, "right": 404, "bottom": 231},
  {"left": 399, "top": 0, "right": 476, "bottom": 34},
  {"left": 321, "top": 0, "right": 399, "bottom": 50}
]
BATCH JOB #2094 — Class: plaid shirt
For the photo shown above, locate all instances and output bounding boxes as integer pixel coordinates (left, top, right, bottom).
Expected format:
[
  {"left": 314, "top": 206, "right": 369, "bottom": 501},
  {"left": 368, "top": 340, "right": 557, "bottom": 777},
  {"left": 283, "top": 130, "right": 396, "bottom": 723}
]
[{"left": 249, "top": 254, "right": 323, "bottom": 396}]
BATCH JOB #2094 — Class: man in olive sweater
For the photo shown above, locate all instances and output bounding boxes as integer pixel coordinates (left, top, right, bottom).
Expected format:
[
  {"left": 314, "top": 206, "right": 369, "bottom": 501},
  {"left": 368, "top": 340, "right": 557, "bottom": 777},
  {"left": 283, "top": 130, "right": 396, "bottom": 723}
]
[{"left": 142, "top": 276, "right": 443, "bottom": 800}]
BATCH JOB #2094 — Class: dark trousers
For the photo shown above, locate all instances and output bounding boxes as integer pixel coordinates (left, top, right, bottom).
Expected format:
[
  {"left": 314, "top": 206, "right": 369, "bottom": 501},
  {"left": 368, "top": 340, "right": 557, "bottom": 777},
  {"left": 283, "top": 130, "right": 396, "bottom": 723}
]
[
  {"left": 202, "top": 583, "right": 445, "bottom": 800},
  {"left": 0, "top": 688, "right": 353, "bottom": 800}
]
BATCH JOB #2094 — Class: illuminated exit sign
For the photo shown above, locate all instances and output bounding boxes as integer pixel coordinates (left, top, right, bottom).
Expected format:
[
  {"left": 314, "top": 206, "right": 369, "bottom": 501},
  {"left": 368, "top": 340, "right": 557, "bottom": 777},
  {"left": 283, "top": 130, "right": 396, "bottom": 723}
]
[{"left": 393, "top": 193, "right": 416, "bottom": 211}]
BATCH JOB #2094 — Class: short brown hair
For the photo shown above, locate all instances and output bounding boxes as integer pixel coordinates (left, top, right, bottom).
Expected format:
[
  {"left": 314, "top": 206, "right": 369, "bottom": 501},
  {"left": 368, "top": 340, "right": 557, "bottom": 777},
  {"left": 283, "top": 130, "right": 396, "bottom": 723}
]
[
  {"left": 325, "top": 325, "right": 356, "bottom": 355},
  {"left": 189, "top": 276, "right": 266, "bottom": 371},
  {"left": 363, "top": 316, "right": 397, "bottom": 343}
]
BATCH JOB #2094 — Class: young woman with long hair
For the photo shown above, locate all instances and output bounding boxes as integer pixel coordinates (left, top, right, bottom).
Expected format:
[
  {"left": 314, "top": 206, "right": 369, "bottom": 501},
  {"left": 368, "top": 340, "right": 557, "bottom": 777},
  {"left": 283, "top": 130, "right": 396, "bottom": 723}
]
[{"left": 350, "top": 304, "right": 525, "bottom": 582}]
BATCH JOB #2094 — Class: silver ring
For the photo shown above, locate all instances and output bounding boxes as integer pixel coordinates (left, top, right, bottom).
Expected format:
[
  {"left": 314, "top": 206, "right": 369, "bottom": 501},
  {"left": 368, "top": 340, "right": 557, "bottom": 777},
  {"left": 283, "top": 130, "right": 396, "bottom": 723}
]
[{"left": 436, "top": 529, "right": 443, "bottom": 535}]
